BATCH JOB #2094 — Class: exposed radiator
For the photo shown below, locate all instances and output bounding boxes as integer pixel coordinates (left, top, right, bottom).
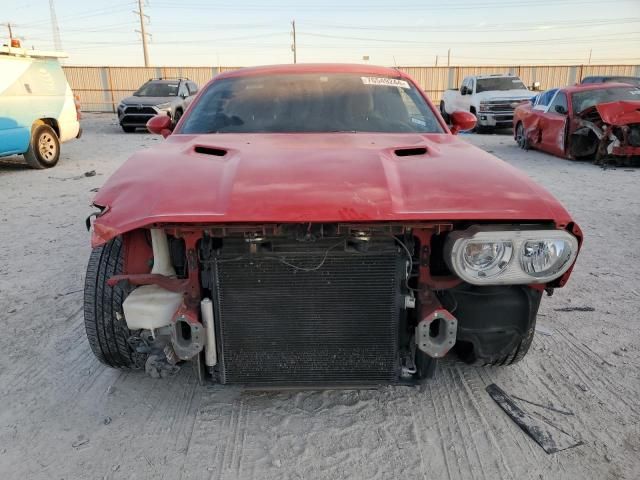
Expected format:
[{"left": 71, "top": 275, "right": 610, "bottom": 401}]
[{"left": 212, "top": 239, "right": 404, "bottom": 386}]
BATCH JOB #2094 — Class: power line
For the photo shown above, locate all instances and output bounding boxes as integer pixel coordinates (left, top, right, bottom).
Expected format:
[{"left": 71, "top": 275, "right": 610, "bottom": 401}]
[
  {"left": 150, "top": 0, "right": 635, "bottom": 11},
  {"left": 298, "top": 31, "right": 640, "bottom": 47},
  {"left": 302, "top": 17, "right": 640, "bottom": 33}
]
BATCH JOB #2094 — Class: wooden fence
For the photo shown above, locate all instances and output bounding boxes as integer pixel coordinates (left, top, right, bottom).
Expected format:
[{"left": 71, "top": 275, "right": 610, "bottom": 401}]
[{"left": 62, "top": 64, "right": 640, "bottom": 112}]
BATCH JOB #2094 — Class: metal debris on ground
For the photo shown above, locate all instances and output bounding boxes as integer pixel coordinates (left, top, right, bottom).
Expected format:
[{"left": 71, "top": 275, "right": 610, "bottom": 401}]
[
  {"left": 486, "top": 384, "right": 583, "bottom": 454},
  {"left": 554, "top": 306, "right": 595, "bottom": 312}
]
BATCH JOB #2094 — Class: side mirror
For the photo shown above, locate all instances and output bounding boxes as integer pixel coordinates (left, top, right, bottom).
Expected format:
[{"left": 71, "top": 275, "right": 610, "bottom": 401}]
[
  {"left": 147, "top": 114, "right": 173, "bottom": 138},
  {"left": 460, "top": 86, "right": 468, "bottom": 95},
  {"left": 532, "top": 81, "right": 541, "bottom": 91},
  {"left": 554, "top": 105, "right": 567, "bottom": 115},
  {"left": 450, "top": 111, "right": 477, "bottom": 134}
]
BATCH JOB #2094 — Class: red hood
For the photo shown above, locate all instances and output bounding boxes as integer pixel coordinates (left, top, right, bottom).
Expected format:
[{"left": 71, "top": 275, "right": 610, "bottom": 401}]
[
  {"left": 92, "top": 133, "right": 573, "bottom": 245},
  {"left": 584, "top": 100, "right": 640, "bottom": 126}
]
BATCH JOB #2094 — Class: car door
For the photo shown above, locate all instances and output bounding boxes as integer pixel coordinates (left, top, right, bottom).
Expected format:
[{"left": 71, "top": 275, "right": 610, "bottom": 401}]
[
  {"left": 539, "top": 91, "right": 568, "bottom": 157},
  {"left": 457, "top": 77, "right": 472, "bottom": 112}
]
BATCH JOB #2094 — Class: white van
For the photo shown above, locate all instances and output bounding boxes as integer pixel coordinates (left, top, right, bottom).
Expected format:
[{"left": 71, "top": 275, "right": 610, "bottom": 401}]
[{"left": 0, "top": 43, "right": 81, "bottom": 168}]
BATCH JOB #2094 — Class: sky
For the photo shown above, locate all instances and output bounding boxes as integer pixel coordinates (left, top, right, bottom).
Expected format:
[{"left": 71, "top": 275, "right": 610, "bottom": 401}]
[{"left": 2, "top": 0, "right": 640, "bottom": 67}]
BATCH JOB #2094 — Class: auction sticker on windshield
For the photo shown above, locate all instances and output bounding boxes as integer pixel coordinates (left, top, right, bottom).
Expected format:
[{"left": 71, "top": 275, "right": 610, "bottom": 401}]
[{"left": 361, "top": 77, "right": 410, "bottom": 88}]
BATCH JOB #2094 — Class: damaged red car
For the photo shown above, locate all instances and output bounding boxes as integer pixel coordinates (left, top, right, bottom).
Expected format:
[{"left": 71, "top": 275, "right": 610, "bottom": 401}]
[
  {"left": 514, "top": 83, "right": 640, "bottom": 165},
  {"left": 84, "top": 64, "right": 582, "bottom": 387}
]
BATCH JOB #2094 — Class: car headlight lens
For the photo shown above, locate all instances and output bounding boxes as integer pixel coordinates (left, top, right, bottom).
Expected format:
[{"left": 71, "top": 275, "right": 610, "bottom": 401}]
[
  {"left": 520, "top": 239, "right": 573, "bottom": 277},
  {"left": 462, "top": 241, "right": 512, "bottom": 278},
  {"left": 445, "top": 227, "right": 579, "bottom": 285},
  {"left": 156, "top": 102, "right": 171, "bottom": 109}
]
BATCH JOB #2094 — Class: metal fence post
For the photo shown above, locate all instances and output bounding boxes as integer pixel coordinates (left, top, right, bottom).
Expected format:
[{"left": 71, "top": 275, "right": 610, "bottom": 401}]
[{"left": 568, "top": 66, "right": 578, "bottom": 85}]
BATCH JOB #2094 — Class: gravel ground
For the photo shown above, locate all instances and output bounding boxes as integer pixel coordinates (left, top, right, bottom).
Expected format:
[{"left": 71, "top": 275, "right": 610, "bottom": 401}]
[{"left": 1, "top": 114, "right": 638, "bottom": 480}]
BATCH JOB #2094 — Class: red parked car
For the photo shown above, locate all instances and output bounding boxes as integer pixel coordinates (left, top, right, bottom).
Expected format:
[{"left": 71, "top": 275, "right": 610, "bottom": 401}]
[
  {"left": 84, "top": 64, "right": 581, "bottom": 386},
  {"left": 513, "top": 83, "right": 640, "bottom": 165}
]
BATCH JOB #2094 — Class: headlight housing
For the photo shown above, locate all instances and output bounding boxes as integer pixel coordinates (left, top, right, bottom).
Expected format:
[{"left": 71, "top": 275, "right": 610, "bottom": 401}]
[
  {"left": 445, "top": 226, "right": 578, "bottom": 285},
  {"left": 155, "top": 102, "right": 171, "bottom": 110}
]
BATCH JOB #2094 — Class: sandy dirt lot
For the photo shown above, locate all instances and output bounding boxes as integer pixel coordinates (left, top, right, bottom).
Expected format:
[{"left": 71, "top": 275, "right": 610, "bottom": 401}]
[{"left": 1, "top": 114, "right": 638, "bottom": 480}]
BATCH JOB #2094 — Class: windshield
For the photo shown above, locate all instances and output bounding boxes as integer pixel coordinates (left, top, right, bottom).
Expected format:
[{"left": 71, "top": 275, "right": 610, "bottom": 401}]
[
  {"left": 572, "top": 86, "right": 640, "bottom": 113},
  {"left": 179, "top": 73, "right": 443, "bottom": 134},
  {"left": 476, "top": 77, "right": 527, "bottom": 93},
  {"left": 583, "top": 77, "right": 640, "bottom": 86},
  {"left": 134, "top": 82, "right": 178, "bottom": 97}
]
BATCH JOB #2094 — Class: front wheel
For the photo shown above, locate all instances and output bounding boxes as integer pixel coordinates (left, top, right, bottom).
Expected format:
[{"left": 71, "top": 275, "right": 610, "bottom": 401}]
[
  {"left": 24, "top": 124, "right": 60, "bottom": 169},
  {"left": 515, "top": 122, "right": 529, "bottom": 150},
  {"left": 84, "top": 237, "right": 145, "bottom": 369},
  {"left": 458, "top": 318, "right": 536, "bottom": 367}
]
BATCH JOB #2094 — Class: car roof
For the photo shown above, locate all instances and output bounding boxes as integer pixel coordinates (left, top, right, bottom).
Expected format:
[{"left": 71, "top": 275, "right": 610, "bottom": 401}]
[
  {"left": 216, "top": 63, "right": 405, "bottom": 80},
  {"left": 147, "top": 79, "right": 185, "bottom": 83},
  {"left": 474, "top": 74, "right": 519, "bottom": 79},
  {"left": 561, "top": 82, "right": 637, "bottom": 94},
  {"left": 582, "top": 75, "right": 639, "bottom": 81}
]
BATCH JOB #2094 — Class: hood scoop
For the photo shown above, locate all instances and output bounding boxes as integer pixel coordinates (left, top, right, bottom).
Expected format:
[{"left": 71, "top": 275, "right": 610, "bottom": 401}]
[
  {"left": 194, "top": 145, "right": 227, "bottom": 157},
  {"left": 394, "top": 147, "right": 427, "bottom": 157}
]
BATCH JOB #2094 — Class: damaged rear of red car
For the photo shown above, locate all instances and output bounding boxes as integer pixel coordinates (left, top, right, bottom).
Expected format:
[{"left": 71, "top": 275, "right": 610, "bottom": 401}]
[
  {"left": 84, "top": 64, "right": 582, "bottom": 387},
  {"left": 514, "top": 83, "right": 640, "bottom": 166}
]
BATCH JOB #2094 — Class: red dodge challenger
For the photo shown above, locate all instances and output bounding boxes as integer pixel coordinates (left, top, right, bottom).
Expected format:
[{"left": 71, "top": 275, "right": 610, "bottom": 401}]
[
  {"left": 84, "top": 64, "right": 582, "bottom": 386},
  {"left": 513, "top": 82, "right": 640, "bottom": 166}
]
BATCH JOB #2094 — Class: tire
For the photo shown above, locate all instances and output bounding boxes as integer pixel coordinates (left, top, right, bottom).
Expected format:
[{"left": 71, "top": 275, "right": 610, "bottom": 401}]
[
  {"left": 439, "top": 101, "right": 450, "bottom": 124},
  {"left": 173, "top": 109, "right": 183, "bottom": 124},
  {"left": 515, "top": 122, "right": 529, "bottom": 150},
  {"left": 84, "top": 237, "right": 144, "bottom": 369},
  {"left": 23, "top": 124, "right": 60, "bottom": 169},
  {"left": 458, "top": 317, "right": 536, "bottom": 367},
  {"left": 121, "top": 125, "right": 136, "bottom": 133},
  {"left": 470, "top": 108, "right": 483, "bottom": 134}
]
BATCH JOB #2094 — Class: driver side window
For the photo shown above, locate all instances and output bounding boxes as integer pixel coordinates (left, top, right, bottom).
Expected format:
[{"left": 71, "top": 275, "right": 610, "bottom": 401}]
[
  {"left": 548, "top": 92, "right": 568, "bottom": 114},
  {"left": 460, "top": 78, "right": 469, "bottom": 94}
]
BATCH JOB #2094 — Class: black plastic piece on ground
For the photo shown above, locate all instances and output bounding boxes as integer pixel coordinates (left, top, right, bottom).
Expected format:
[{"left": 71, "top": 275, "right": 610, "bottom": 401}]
[{"left": 486, "top": 383, "right": 583, "bottom": 454}]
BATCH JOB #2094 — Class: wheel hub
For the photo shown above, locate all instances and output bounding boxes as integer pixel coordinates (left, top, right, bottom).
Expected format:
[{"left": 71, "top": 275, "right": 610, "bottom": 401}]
[{"left": 38, "top": 132, "right": 57, "bottom": 161}]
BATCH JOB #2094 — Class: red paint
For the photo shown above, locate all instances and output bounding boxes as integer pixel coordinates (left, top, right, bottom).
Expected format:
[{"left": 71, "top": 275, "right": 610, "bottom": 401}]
[
  {"left": 122, "top": 230, "right": 152, "bottom": 275},
  {"left": 538, "top": 111, "right": 567, "bottom": 158},
  {"left": 91, "top": 131, "right": 574, "bottom": 246},
  {"left": 593, "top": 101, "right": 640, "bottom": 126},
  {"left": 147, "top": 114, "right": 173, "bottom": 138},
  {"left": 449, "top": 111, "right": 477, "bottom": 134}
]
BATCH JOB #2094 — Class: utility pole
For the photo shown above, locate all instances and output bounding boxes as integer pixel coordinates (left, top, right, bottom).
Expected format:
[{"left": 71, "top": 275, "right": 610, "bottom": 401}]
[
  {"left": 291, "top": 20, "right": 297, "bottom": 64},
  {"left": 49, "top": 0, "right": 62, "bottom": 51},
  {"left": 6, "top": 22, "right": 13, "bottom": 39},
  {"left": 134, "top": 0, "right": 151, "bottom": 67},
  {"left": 447, "top": 48, "right": 451, "bottom": 67}
]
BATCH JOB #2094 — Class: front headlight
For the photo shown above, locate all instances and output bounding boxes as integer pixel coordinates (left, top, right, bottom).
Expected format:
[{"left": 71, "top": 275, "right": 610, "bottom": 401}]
[
  {"left": 462, "top": 241, "right": 513, "bottom": 278},
  {"left": 156, "top": 102, "right": 171, "bottom": 109},
  {"left": 520, "top": 239, "right": 573, "bottom": 277},
  {"left": 445, "top": 227, "right": 578, "bottom": 285}
]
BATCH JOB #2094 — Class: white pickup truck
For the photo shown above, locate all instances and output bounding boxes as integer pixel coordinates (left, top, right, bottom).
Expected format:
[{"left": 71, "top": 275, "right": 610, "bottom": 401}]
[{"left": 440, "top": 74, "right": 533, "bottom": 132}]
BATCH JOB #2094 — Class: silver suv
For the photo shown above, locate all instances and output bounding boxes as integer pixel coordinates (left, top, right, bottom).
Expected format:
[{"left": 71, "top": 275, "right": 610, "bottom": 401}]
[{"left": 117, "top": 78, "right": 198, "bottom": 133}]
